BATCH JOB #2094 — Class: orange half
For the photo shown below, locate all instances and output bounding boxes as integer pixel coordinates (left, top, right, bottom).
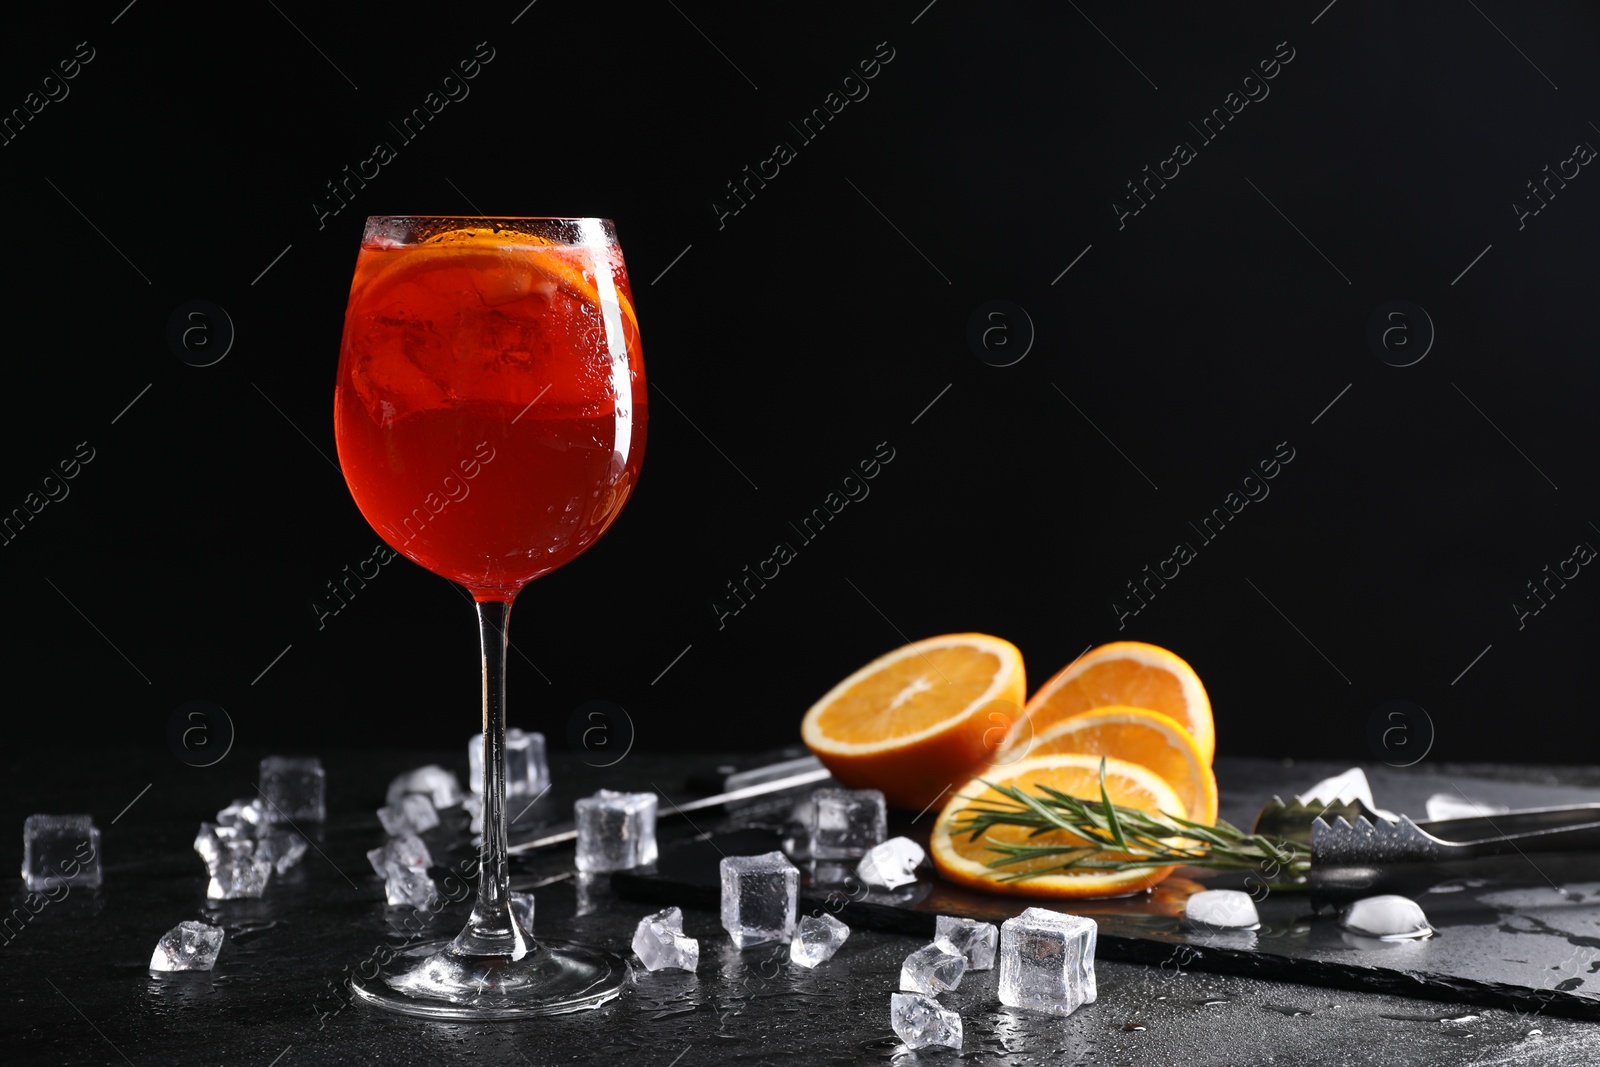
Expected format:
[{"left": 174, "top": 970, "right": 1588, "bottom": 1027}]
[{"left": 801, "top": 634, "right": 1026, "bottom": 811}]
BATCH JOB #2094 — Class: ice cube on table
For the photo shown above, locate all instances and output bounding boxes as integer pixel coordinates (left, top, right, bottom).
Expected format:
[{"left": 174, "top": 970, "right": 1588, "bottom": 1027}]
[
  {"left": 720, "top": 851, "right": 799, "bottom": 949},
  {"left": 377, "top": 793, "right": 439, "bottom": 837},
  {"left": 469, "top": 729, "right": 550, "bottom": 798},
  {"left": 197, "top": 818, "right": 304, "bottom": 880},
  {"left": 149, "top": 920, "right": 226, "bottom": 972},
  {"left": 1185, "top": 889, "right": 1260, "bottom": 929},
  {"left": 365, "top": 833, "right": 436, "bottom": 908},
  {"left": 255, "top": 830, "right": 308, "bottom": 875},
  {"left": 463, "top": 793, "right": 483, "bottom": 835},
  {"left": 632, "top": 906, "right": 699, "bottom": 971},
  {"left": 790, "top": 913, "right": 850, "bottom": 968},
  {"left": 857, "top": 837, "right": 925, "bottom": 889},
  {"left": 1341, "top": 895, "right": 1433, "bottom": 940},
  {"left": 510, "top": 891, "right": 536, "bottom": 936},
  {"left": 808, "top": 787, "right": 887, "bottom": 860},
  {"left": 22, "top": 814, "right": 102, "bottom": 892},
  {"left": 258, "top": 756, "right": 326, "bottom": 823},
  {"left": 193, "top": 823, "right": 230, "bottom": 869},
  {"left": 900, "top": 942, "right": 967, "bottom": 993},
  {"left": 934, "top": 915, "right": 998, "bottom": 971},
  {"left": 217, "top": 798, "right": 269, "bottom": 829},
  {"left": 1296, "top": 767, "right": 1396, "bottom": 821},
  {"left": 385, "top": 765, "right": 463, "bottom": 810},
  {"left": 890, "top": 992, "right": 963, "bottom": 1051},
  {"left": 206, "top": 844, "right": 273, "bottom": 900},
  {"left": 999, "top": 906, "right": 1098, "bottom": 1016},
  {"left": 575, "top": 790, "right": 658, "bottom": 873}
]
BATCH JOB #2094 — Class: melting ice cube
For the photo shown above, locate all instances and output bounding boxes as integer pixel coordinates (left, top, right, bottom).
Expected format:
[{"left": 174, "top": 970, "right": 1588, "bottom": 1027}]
[
  {"left": 1424, "top": 793, "right": 1509, "bottom": 822},
  {"left": 1185, "top": 889, "right": 1261, "bottom": 930},
  {"left": 857, "top": 837, "right": 924, "bottom": 890},
  {"left": 386, "top": 765, "right": 463, "bottom": 810},
  {"left": 1340, "top": 895, "right": 1433, "bottom": 940}
]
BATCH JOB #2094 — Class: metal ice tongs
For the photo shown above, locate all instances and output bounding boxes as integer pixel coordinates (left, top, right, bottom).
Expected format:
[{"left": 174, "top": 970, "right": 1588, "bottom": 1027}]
[
  {"left": 1253, "top": 796, "right": 1600, "bottom": 892},
  {"left": 1312, "top": 803, "right": 1600, "bottom": 865}
]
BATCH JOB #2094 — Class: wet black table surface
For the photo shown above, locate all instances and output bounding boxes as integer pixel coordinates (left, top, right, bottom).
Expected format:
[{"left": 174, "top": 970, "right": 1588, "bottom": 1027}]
[{"left": 4, "top": 748, "right": 1598, "bottom": 1066}]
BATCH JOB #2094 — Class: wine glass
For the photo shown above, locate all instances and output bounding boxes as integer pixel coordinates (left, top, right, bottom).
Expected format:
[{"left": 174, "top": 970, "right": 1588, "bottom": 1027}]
[{"left": 333, "top": 216, "right": 646, "bottom": 1017}]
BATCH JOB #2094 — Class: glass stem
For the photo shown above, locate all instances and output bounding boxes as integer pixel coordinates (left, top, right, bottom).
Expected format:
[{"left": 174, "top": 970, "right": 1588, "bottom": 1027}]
[{"left": 452, "top": 597, "right": 531, "bottom": 961}]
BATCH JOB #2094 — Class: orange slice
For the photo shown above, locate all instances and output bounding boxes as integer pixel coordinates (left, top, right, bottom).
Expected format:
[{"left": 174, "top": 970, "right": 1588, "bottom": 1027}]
[
  {"left": 801, "top": 634, "right": 1026, "bottom": 811},
  {"left": 342, "top": 227, "right": 642, "bottom": 420},
  {"left": 1019, "top": 642, "right": 1214, "bottom": 764},
  {"left": 1018, "top": 706, "right": 1217, "bottom": 826},
  {"left": 351, "top": 226, "right": 639, "bottom": 336},
  {"left": 931, "top": 754, "right": 1188, "bottom": 898}
]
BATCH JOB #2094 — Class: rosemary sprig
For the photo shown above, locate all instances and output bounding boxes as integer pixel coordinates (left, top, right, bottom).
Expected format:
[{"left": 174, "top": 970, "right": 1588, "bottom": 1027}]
[{"left": 949, "top": 758, "right": 1310, "bottom": 885}]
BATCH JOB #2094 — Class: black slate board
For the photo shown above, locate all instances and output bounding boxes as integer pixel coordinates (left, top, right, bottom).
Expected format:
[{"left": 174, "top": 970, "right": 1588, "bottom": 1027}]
[{"left": 613, "top": 764, "right": 1600, "bottom": 1022}]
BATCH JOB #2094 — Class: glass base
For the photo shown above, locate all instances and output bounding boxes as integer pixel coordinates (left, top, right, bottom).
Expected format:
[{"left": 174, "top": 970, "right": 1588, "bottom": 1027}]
[{"left": 350, "top": 938, "right": 629, "bottom": 1019}]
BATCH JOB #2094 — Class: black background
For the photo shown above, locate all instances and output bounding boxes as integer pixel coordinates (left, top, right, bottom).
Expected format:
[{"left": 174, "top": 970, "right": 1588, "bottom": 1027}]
[{"left": 3, "top": 0, "right": 1597, "bottom": 765}]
